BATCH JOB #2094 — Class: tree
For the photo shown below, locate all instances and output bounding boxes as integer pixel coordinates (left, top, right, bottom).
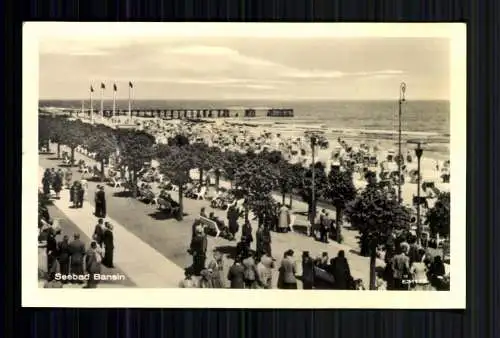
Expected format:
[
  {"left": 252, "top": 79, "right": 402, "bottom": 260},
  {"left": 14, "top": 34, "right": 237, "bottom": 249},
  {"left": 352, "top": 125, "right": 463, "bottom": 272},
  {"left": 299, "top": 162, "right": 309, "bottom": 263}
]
[
  {"left": 191, "top": 142, "right": 213, "bottom": 185},
  {"left": 425, "top": 191, "right": 450, "bottom": 238},
  {"left": 60, "top": 119, "right": 89, "bottom": 166},
  {"left": 116, "top": 130, "right": 156, "bottom": 197},
  {"left": 208, "top": 147, "right": 226, "bottom": 188},
  {"left": 168, "top": 134, "right": 190, "bottom": 147},
  {"left": 326, "top": 168, "right": 357, "bottom": 243},
  {"left": 344, "top": 184, "right": 412, "bottom": 290},
  {"left": 286, "top": 163, "right": 306, "bottom": 209},
  {"left": 38, "top": 116, "right": 52, "bottom": 151},
  {"left": 223, "top": 150, "right": 246, "bottom": 188},
  {"left": 86, "top": 125, "right": 118, "bottom": 181},
  {"left": 298, "top": 162, "right": 328, "bottom": 215},
  {"left": 233, "top": 158, "right": 279, "bottom": 222},
  {"left": 47, "top": 117, "right": 65, "bottom": 158},
  {"left": 158, "top": 144, "right": 197, "bottom": 220}
]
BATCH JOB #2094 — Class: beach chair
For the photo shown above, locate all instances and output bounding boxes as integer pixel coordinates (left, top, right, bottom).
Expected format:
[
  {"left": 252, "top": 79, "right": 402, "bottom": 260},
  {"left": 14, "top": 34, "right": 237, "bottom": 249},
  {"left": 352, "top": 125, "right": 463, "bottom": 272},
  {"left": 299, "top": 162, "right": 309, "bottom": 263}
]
[
  {"left": 111, "top": 177, "right": 123, "bottom": 188},
  {"left": 81, "top": 166, "right": 90, "bottom": 176},
  {"left": 195, "top": 186, "right": 207, "bottom": 200}
]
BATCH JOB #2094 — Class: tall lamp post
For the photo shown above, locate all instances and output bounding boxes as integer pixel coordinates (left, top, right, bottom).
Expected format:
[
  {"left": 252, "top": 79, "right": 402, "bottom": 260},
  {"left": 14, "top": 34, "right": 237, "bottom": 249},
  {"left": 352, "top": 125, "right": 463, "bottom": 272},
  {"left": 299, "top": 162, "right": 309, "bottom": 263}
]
[
  {"left": 397, "top": 82, "right": 406, "bottom": 204},
  {"left": 309, "top": 135, "right": 317, "bottom": 237},
  {"left": 408, "top": 140, "right": 424, "bottom": 244}
]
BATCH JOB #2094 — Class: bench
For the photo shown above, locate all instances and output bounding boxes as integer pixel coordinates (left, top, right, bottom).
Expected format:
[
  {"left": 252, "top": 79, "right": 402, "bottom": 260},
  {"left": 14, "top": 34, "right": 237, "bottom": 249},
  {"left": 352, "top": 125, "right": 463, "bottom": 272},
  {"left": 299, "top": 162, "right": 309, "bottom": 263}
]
[{"left": 199, "top": 216, "right": 221, "bottom": 238}]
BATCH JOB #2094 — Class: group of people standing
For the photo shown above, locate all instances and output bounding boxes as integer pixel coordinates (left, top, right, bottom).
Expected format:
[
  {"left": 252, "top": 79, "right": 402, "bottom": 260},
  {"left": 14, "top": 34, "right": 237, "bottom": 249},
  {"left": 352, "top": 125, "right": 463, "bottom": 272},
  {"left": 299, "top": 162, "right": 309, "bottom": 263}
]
[{"left": 41, "top": 168, "right": 67, "bottom": 199}]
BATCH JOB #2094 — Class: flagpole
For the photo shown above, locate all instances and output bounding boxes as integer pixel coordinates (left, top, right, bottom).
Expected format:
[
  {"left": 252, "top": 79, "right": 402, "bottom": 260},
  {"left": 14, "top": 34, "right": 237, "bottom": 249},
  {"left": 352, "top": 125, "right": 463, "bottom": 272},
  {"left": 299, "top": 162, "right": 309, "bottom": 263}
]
[
  {"left": 90, "top": 88, "right": 94, "bottom": 124},
  {"left": 113, "top": 85, "right": 116, "bottom": 117},
  {"left": 128, "top": 83, "right": 132, "bottom": 119},
  {"left": 100, "top": 85, "right": 104, "bottom": 119}
]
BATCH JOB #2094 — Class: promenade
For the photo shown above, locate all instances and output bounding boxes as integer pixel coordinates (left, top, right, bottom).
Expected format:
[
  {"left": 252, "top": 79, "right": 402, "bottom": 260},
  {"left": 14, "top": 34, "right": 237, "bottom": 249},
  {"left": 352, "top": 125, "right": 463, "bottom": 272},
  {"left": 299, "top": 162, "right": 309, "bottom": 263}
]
[{"left": 40, "top": 143, "right": 387, "bottom": 288}]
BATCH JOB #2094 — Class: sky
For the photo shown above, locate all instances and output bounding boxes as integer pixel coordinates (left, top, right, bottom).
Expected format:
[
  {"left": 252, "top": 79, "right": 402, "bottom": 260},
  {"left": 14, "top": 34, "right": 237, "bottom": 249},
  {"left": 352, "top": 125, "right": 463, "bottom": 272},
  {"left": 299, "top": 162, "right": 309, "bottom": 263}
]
[{"left": 39, "top": 36, "right": 450, "bottom": 101}]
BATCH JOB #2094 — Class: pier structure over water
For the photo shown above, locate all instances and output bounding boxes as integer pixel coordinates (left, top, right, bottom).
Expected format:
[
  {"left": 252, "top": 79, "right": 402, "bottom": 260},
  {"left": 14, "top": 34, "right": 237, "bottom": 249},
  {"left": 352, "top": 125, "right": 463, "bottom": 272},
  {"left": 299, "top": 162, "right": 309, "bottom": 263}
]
[{"left": 39, "top": 107, "right": 294, "bottom": 119}]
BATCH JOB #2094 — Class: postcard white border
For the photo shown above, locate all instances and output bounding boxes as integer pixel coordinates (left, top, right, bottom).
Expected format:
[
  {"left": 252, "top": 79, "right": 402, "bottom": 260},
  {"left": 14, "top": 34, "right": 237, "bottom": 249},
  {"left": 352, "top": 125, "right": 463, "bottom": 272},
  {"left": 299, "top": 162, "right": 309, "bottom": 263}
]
[{"left": 22, "top": 22, "right": 466, "bottom": 309}]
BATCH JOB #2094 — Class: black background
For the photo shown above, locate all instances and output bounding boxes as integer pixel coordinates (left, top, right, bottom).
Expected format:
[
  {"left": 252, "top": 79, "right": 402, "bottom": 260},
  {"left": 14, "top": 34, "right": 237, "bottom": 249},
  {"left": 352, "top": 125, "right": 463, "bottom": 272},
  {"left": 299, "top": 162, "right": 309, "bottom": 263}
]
[{"left": 4, "top": 0, "right": 498, "bottom": 337}]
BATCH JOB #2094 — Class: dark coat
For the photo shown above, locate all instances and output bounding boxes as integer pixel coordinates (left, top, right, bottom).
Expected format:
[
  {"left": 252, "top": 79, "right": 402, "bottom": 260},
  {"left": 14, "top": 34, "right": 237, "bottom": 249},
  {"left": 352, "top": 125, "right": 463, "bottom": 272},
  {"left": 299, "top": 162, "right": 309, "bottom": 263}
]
[
  {"left": 93, "top": 224, "right": 105, "bottom": 244},
  {"left": 301, "top": 257, "right": 315, "bottom": 283},
  {"left": 227, "top": 263, "right": 245, "bottom": 288},
  {"left": 52, "top": 174, "right": 63, "bottom": 192},
  {"left": 330, "top": 257, "right": 352, "bottom": 289},
  {"left": 241, "top": 224, "right": 253, "bottom": 243},
  {"left": 95, "top": 190, "right": 106, "bottom": 205},
  {"left": 68, "top": 239, "right": 86, "bottom": 265},
  {"left": 190, "top": 234, "right": 207, "bottom": 256},
  {"left": 103, "top": 229, "right": 114, "bottom": 250},
  {"left": 57, "top": 240, "right": 70, "bottom": 263}
]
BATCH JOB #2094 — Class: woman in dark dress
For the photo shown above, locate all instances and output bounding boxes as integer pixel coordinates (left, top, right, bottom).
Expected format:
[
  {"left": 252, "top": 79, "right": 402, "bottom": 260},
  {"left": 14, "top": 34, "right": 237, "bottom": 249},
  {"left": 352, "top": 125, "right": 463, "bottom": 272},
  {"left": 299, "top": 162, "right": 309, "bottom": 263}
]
[
  {"left": 52, "top": 173, "right": 63, "bottom": 199},
  {"left": 102, "top": 222, "right": 115, "bottom": 268},
  {"left": 301, "top": 251, "right": 315, "bottom": 289}
]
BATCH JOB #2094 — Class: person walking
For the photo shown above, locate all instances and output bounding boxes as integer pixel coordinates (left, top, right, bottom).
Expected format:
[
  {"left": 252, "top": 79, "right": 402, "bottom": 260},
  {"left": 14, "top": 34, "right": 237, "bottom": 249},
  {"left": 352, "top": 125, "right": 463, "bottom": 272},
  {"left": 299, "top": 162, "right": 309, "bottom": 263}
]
[
  {"left": 52, "top": 172, "right": 63, "bottom": 199},
  {"left": 410, "top": 248, "right": 430, "bottom": 291},
  {"left": 94, "top": 185, "right": 107, "bottom": 218},
  {"left": 257, "top": 250, "right": 274, "bottom": 289},
  {"left": 207, "top": 250, "right": 225, "bottom": 288},
  {"left": 391, "top": 243, "right": 411, "bottom": 290},
  {"left": 102, "top": 222, "right": 115, "bottom": 268},
  {"left": 278, "top": 203, "right": 290, "bottom": 233},
  {"left": 68, "top": 233, "right": 86, "bottom": 284},
  {"left": 56, "top": 234, "right": 71, "bottom": 281},
  {"left": 190, "top": 226, "right": 207, "bottom": 276},
  {"left": 227, "top": 256, "right": 245, "bottom": 289},
  {"left": 76, "top": 181, "right": 84, "bottom": 208},
  {"left": 85, "top": 241, "right": 103, "bottom": 288},
  {"left": 301, "top": 251, "right": 315, "bottom": 289},
  {"left": 278, "top": 249, "right": 298, "bottom": 289},
  {"left": 242, "top": 252, "right": 258, "bottom": 289},
  {"left": 330, "top": 250, "right": 353, "bottom": 290},
  {"left": 93, "top": 218, "right": 105, "bottom": 247}
]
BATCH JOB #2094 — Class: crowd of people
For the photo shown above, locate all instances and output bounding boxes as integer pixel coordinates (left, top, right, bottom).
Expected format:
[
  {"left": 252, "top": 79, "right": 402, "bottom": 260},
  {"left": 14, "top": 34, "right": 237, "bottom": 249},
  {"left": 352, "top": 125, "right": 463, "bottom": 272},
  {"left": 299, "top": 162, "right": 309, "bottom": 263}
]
[{"left": 39, "top": 167, "right": 115, "bottom": 289}]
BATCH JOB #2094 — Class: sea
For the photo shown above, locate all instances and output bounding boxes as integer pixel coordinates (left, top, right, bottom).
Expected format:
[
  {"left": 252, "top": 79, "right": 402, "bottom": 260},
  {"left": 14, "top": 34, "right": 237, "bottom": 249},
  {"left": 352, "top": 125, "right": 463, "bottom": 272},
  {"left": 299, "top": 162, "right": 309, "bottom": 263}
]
[{"left": 39, "top": 99, "right": 450, "bottom": 137}]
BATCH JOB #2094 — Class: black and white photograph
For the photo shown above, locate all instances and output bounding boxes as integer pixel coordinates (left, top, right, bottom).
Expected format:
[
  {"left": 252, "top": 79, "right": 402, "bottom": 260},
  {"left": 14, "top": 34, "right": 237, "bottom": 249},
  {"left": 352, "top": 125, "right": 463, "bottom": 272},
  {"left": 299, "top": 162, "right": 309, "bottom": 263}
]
[{"left": 23, "top": 23, "right": 466, "bottom": 308}]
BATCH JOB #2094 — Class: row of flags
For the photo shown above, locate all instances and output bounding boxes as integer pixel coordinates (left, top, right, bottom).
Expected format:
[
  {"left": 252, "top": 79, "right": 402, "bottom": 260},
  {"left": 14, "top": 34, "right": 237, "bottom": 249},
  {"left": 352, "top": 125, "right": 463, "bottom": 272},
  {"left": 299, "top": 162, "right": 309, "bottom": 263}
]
[{"left": 90, "top": 81, "right": 133, "bottom": 93}]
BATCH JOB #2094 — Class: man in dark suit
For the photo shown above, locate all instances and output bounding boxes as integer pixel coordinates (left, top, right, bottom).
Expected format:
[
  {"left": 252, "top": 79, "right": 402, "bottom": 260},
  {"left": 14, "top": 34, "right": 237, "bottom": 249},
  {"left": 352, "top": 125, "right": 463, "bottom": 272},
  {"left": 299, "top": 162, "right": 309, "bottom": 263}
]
[
  {"left": 227, "top": 256, "right": 245, "bottom": 289},
  {"left": 93, "top": 218, "right": 105, "bottom": 247},
  {"left": 320, "top": 212, "right": 331, "bottom": 243},
  {"left": 68, "top": 233, "right": 86, "bottom": 283},
  {"left": 94, "top": 185, "right": 106, "bottom": 218},
  {"left": 102, "top": 222, "right": 115, "bottom": 268},
  {"left": 190, "top": 226, "right": 207, "bottom": 275},
  {"left": 56, "top": 235, "right": 71, "bottom": 281}
]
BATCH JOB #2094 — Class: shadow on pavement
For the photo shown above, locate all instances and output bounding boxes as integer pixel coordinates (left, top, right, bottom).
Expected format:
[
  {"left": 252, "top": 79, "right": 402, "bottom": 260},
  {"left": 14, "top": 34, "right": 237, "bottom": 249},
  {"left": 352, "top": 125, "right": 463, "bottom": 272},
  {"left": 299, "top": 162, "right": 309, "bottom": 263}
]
[{"left": 214, "top": 245, "right": 238, "bottom": 260}]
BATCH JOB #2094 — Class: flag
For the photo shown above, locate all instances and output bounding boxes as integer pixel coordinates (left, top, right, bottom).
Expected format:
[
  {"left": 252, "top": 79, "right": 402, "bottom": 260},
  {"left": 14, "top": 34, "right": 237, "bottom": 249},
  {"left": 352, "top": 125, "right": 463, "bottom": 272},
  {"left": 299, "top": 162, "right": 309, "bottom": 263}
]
[
  {"left": 90, "top": 85, "right": 94, "bottom": 93},
  {"left": 113, "top": 83, "right": 117, "bottom": 91},
  {"left": 129, "top": 81, "right": 133, "bottom": 89},
  {"left": 101, "top": 82, "right": 106, "bottom": 89}
]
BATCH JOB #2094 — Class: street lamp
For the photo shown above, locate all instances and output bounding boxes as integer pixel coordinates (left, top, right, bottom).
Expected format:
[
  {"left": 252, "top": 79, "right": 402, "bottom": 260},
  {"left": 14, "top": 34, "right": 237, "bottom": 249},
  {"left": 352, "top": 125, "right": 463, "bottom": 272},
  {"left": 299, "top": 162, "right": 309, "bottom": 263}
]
[
  {"left": 310, "top": 135, "right": 317, "bottom": 237},
  {"left": 408, "top": 140, "right": 425, "bottom": 244},
  {"left": 397, "top": 82, "right": 407, "bottom": 204}
]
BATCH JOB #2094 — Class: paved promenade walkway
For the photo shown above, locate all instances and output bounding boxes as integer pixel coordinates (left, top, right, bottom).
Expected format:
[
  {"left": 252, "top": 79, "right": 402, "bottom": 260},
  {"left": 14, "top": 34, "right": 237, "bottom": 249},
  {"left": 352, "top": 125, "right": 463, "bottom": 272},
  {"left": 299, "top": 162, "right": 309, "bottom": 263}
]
[
  {"left": 39, "top": 166, "right": 185, "bottom": 288},
  {"left": 41, "top": 145, "right": 385, "bottom": 288}
]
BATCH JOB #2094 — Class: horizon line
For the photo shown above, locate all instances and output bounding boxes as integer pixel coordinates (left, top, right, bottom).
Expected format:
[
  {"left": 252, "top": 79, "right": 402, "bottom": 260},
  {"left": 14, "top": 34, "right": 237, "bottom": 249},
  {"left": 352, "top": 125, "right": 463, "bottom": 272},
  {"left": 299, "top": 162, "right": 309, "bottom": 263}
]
[{"left": 39, "top": 98, "right": 450, "bottom": 102}]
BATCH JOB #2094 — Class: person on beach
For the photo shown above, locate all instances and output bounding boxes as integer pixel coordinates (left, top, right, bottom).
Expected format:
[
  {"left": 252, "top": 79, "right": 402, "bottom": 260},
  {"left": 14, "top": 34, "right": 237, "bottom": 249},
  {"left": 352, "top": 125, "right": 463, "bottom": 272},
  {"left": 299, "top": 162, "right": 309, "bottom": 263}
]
[
  {"left": 92, "top": 218, "right": 105, "bottom": 247},
  {"left": 85, "top": 241, "right": 102, "bottom": 288},
  {"left": 56, "top": 234, "right": 71, "bottom": 281},
  {"left": 102, "top": 222, "right": 115, "bottom": 268},
  {"left": 94, "top": 185, "right": 106, "bottom": 218},
  {"left": 68, "top": 233, "right": 86, "bottom": 284}
]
